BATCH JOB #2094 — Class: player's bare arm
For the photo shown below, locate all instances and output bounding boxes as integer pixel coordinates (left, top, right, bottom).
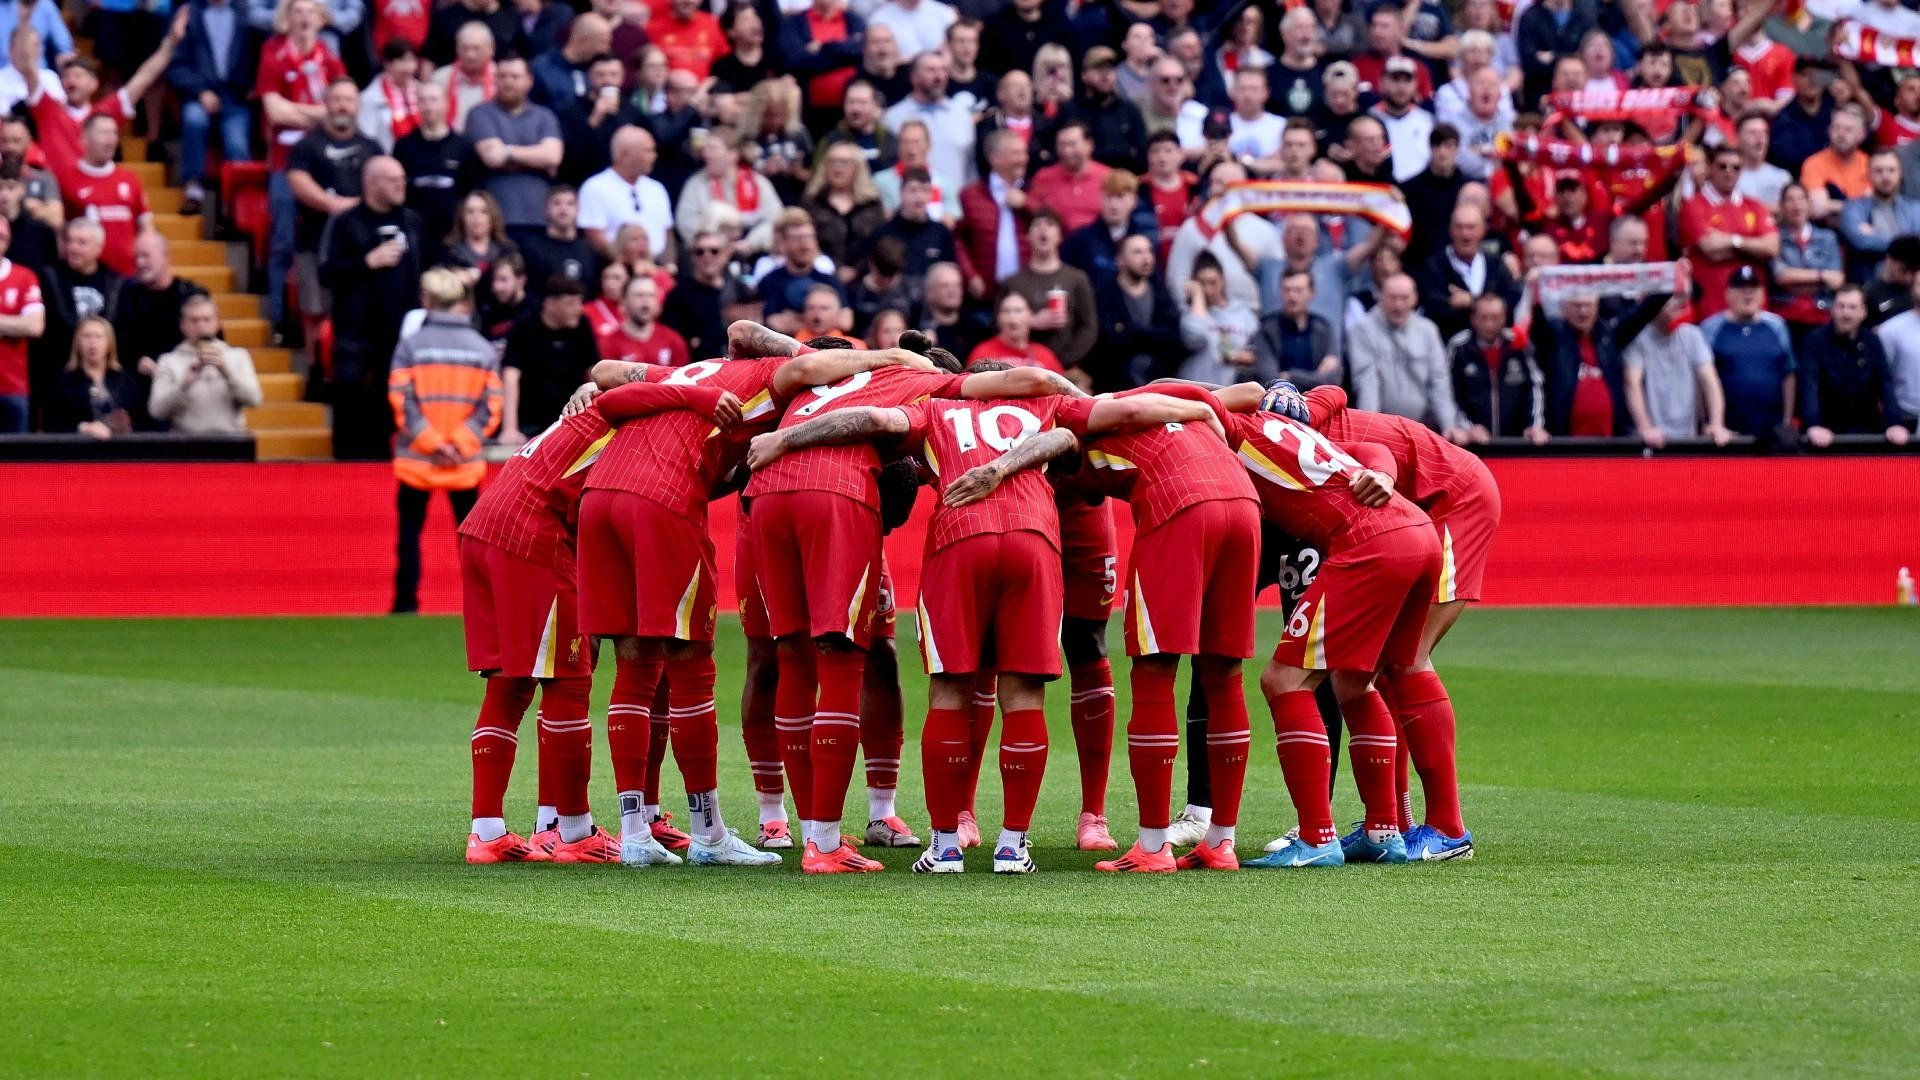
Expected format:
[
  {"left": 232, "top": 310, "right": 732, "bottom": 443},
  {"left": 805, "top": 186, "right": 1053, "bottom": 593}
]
[
  {"left": 944, "top": 428, "right": 1081, "bottom": 507},
  {"left": 1086, "top": 393, "right": 1228, "bottom": 440},
  {"left": 1346, "top": 469, "right": 1395, "bottom": 507},
  {"left": 769, "top": 348, "right": 935, "bottom": 396},
  {"left": 561, "top": 383, "right": 600, "bottom": 417},
  {"left": 745, "top": 406, "right": 908, "bottom": 470},
  {"left": 958, "top": 366, "right": 1091, "bottom": 400},
  {"left": 591, "top": 360, "right": 652, "bottom": 388},
  {"left": 727, "top": 320, "right": 803, "bottom": 359}
]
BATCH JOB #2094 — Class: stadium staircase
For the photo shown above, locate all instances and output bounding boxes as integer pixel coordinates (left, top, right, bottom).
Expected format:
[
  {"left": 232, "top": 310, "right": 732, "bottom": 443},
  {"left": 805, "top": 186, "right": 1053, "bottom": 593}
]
[{"left": 119, "top": 133, "right": 332, "bottom": 460}]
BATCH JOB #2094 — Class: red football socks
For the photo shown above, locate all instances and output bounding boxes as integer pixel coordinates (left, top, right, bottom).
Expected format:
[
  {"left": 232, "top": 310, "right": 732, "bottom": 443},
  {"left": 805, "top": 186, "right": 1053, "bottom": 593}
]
[
  {"left": 536, "top": 675, "right": 593, "bottom": 817},
  {"left": 920, "top": 706, "right": 971, "bottom": 833},
  {"left": 810, "top": 648, "right": 867, "bottom": 830},
  {"left": 859, "top": 662, "right": 904, "bottom": 799},
  {"left": 471, "top": 676, "right": 536, "bottom": 819},
  {"left": 1268, "top": 687, "right": 1335, "bottom": 846},
  {"left": 1377, "top": 674, "right": 1415, "bottom": 831},
  {"left": 1126, "top": 663, "right": 1179, "bottom": 829},
  {"left": 665, "top": 653, "right": 719, "bottom": 795},
  {"left": 772, "top": 641, "right": 818, "bottom": 821},
  {"left": 965, "top": 674, "right": 996, "bottom": 808},
  {"left": 1197, "top": 664, "right": 1250, "bottom": 829},
  {"left": 1391, "top": 669, "right": 1465, "bottom": 836},
  {"left": 998, "top": 708, "right": 1048, "bottom": 832},
  {"left": 1341, "top": 688, "right": 1401, "bottom": 833},
  {"left": 1069, "top": 660, "right": 1115, "bottom": 816},
  {"left": 741, "top": 662, "right": 784, "bottom": 799},
  {"left": 607, "top": 653, "right": 664, "bottom": 800},
  {"left": 643, "top": 680, "right": 670, "bottom": 807}
]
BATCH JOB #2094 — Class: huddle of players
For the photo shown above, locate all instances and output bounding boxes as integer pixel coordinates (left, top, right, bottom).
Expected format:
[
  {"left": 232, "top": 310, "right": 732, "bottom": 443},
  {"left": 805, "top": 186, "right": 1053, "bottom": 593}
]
[{"left": 458, "top": 320, "right": 1495, "bottom": 874}]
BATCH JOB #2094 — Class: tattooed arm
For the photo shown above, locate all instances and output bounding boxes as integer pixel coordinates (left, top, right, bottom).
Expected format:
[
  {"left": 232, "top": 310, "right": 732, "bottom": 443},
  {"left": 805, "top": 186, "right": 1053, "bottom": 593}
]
[
  {"left": 957, "top": 365, "right": 1091, "bottom": 399},
  {"left": 770, "top": 348, "right": 935, "bottom": 395},
  {"left": 727, "top": 321, "right": 803, "bottom": 359},
  {"left": 744, "top": 407, "right": 908, "bottom": 470},
  {"left": 942, "top": 428, "right": 1081, "bottom": 507}
]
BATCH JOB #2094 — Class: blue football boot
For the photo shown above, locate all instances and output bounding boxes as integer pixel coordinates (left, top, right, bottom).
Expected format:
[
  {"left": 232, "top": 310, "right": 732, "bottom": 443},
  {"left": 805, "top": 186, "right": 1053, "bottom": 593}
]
[{"left": 1403, "top": 824, "right": 1475, "bottom": 862}]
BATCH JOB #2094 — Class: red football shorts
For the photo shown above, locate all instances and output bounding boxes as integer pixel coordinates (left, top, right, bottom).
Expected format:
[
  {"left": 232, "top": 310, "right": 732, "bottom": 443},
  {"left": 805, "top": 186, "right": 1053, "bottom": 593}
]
[
  {"left": 734, "top": 502, "right": 770, "bottom": 640},
  {"left": 1273, "top": 524, "right": 1443, "bottom": 674},
  {"left": 459, "top": 536, "right": 591, "bottom": 679},
  {"left": 1122, "top": 499, "right": 1262, "bottom": 658},
  {"left": 1428, "top": 472, "right": 1501, "bottom": 604},
  {"left": 1058, "top": 498, "right": 1118, "bottom": 622},
  {"left": 751, "top": 490, "right": 884, "bottom": 647},
  {"left": 873, "top": 559, "right": 898, "bottom": 642},
  {"left": 576, "top": 490, "right": 718, "bottom": 641},
  {"left": 916, "top": 530, "right": 1064, "bottom": 678}
]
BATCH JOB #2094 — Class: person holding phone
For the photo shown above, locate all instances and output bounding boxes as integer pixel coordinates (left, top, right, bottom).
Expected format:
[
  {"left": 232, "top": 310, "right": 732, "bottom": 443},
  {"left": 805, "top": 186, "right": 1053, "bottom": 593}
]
[{"left": 148, "top": 295, "right": 263, "bottom": 436}]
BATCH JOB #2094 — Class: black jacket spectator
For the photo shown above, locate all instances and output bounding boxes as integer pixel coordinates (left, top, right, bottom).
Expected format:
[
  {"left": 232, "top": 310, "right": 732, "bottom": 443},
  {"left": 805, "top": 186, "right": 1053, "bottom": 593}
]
[
  {"left": 166, "top": 0, "right": 260, "bottom": 103},
  {"left": 393, "top": 127, "right": 480, "bottom": 266},
  {"left": 982, "top": 5, "right": 1072, "bottom": 78},
  {"left": 34, "top": 260, "right": 122, "bottom": 425},
  {"left": 1400, "top": 165, "right": 1469, "bottom": 268},
  {"left": 1515, "top": 0, "right": 1595, "bottom": 103},
  {"left": 1093, "top": 273, "right": 1183, "bottom": 391},
  {"left": 47, "top": 365, "right": 140, "bottom": 434},
  {"left": 114, "top": 277, "right": 208, "bottom": 381},
  {"left": 1448, "top": 327, "right": 1545, "bottom": 437},
  {"left": 871, "top": 214, "right": 955, "bottom": 280},
  {"left": 661, "top": 269, "right": 752, "bottom": 361},
  {"left": 520, "top": 231, "right": 603, "bottom": 300},
  {"left": 643, "top": 105, "right": 703, "bottom": 199},
  {"left": 1418, "top": 247, "right": 1518, "bottom": 342},
  {"left": 503, "top": 310, "right": 598, "bottom": 436},
  {"left": 803, "top": 192, "right": 889, "bottom": 274},
  {"left": 4, "top": 209, "right": 56, "bottom": 283},
  {"left": 1250, "top": 309, "right": 1339, "bottom": 388},
  {"left": 1532, "top": 293, "right": 1665, "bottom": 437},
  {"left": 1066, "top": 89, "right": 1149, "bottom": 173},
  {"left": 1798, "top": 322, "right": 1900, "bottom": 434},
  {"left": 425, "top": 1, "right": 527, "bottom": 66},
  {"left": 288, "top": 128, "right": 384, "bottom": 255},
  {"left": 318, "top": 201, "right": 426, "bottom": 458}
]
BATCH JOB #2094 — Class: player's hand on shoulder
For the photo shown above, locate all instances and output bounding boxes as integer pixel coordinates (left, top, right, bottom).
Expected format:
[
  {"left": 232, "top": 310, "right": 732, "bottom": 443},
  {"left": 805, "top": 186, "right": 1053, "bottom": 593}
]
[
  {"left": 746, "top": 431, "right": 786, "bottom": 469},
  {"left": 712, "top": 391, "right": 744, "bottom": 430},
  {"left": 562, "top": 383, "right": 600, "bottom": 417},
  {"left": 943, "top": 463, "right": 1004, "bottom": 507},
  {"left": 1348, "top": 468, "right": 1393, "bottom": 507}
]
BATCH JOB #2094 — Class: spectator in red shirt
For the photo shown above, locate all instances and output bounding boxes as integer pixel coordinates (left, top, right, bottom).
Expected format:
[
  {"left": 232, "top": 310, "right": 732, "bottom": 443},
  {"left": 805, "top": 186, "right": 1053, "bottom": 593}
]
[
  {"left": 1544, "top": 174, "right": 1609, "bottom": 265},
  {"left": 651, "top": 0, "right": 727, "bottom": 80},
  {"left": 1682, "top": 144, "right": 1781, "bottom": 318},
  {"left": 966, "top": 290, "right": 1061, "bottom": 371},
  {"left": 1353, "top": 5, "right": 1434, "bottom": 101},
  {"left": 0, "top": 215, "right": 44, "bottom": 432},
  {"left": 258, "top": 0, "right": 347, "bottom": 332},
  {"left": 1026, "top": 120, "right": 1111, "bottom": 234},
  {"left": 595, "top": 274, "right": 690, "bottom": 367},
  {"left": 55, "top": 115, "right": 152, "bottom": 278},
  {"left": 1144, "top": 131, "right": 1193, "bottom": 264}
]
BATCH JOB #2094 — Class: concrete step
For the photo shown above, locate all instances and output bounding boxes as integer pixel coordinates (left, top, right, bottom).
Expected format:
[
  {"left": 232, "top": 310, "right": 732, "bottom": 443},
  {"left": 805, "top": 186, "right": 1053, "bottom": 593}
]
[
  {"left": 123, "top": 134, "right": 145, "bottom": 159},
  {"left": 258, "top": 372, "right": 302, "bottom": 402},
  {"left": 224, "top": 317, "right": 270, "bottom": 347},
  {"left": 251, "top": 347, "right": 293, "bottom": 373},
  {"left": 126, "top": 161, "right": 168, "bottom": 188},
  {"left": 253, "top": 427, "right": 333, "bottom": 460},
  {"left": 147, "top": 187, "right": 184, "bottom": 214},
  {"left": 215, "top": 292, "right": 262, "bottom": 319},
  {"left": 246, "top": 401, "right": 328, "bottom": 428},
  {"left": 173, "top": 239, "right": 231, "bottom": 265},
  {"left": 178, "top": 265, "right": 235, "bottom": 292},
  {"left": 154, "top": 214, "right": 203, "bottom": 242}
]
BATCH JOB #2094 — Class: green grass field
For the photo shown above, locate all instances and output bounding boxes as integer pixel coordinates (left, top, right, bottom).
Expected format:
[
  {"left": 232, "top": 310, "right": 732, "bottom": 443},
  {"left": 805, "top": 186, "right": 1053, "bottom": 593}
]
[{"left": 4, "top": 608, "right": 1918, "bottom": 1078}]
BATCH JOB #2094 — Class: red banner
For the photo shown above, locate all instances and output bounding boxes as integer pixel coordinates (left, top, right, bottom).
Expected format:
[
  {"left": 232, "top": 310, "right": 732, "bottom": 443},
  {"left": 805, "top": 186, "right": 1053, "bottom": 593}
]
[{"left": 0, "top": 458, "right": 1915, "bottom": 617}]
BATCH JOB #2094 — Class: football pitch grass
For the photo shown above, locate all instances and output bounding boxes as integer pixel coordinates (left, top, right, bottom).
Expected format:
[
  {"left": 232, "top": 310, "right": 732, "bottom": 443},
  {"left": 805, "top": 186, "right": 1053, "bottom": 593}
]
[{"left": 3, "top": 608, "right": 1917, "bottom": 1078}]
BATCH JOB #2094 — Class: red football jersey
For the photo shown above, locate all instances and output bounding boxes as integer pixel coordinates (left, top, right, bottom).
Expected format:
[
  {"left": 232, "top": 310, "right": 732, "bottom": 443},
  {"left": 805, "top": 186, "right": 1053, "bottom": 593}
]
[
  {"left": 1067, "top": 391, "right": 1258, "bottom": 535},
  {"left": 596, "top": 321, "right": 691, "bottom": 369},
  {"left": 0, "top": 259, "right": 44, "bottom": 397},
  {"left": 457, "top": 363, "right": 674, "bottom": 573},
  {"left": 66, "top": 163, "right": 148, "bottom": 276},
  {"left": 897, "top": 395, "right": 1089, "bottom": 554},
  {"left": 1304, "top": 386, "right": 1494, "bottom": 511},
  {"left": 1226, "top": 412, "right": 1428, "bottom": 548},
  {"left": 256, "top": 35, "right": 348, "bottom": 170},
  {"left": 743, "top": 366, "right": 968, "bottom": 505},
  {"left": 585, "top": 358, "right": 787, "bottom": 519},
  {"left": 1734, "top": 37, "right": 1795, "bottom": 105}
]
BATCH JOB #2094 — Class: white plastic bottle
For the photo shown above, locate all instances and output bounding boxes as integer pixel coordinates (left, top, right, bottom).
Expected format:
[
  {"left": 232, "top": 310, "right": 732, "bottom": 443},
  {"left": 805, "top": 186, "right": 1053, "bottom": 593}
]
[{"left": 1899, "top": 567, "right": 1917, "bottom": 607}]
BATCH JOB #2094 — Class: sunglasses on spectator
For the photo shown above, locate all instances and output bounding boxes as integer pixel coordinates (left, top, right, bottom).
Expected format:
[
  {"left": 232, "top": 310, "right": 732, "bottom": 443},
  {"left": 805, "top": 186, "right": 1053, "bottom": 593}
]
[
  {"left": 1713, "top": 162, "right": 1742, "bottom": 172},
  {"left": 693, "top": 246, "right": 724, "bottom": 255}
]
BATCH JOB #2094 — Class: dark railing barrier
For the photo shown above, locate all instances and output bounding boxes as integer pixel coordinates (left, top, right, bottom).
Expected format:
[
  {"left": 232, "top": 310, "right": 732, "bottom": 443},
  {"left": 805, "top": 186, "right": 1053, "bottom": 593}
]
[
  {"left": 1469, "top": 434, "right": 1920, "bottom": 457},
  {"left": 0, "top": 434, "right": 257, "bottom": 462}
]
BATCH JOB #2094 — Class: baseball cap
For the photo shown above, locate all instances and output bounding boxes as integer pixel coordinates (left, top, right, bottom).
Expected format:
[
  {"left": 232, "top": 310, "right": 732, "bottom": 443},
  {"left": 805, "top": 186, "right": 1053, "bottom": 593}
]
[
  {"left": 1728, "top": 264, "right": 1762, "bottom": 289},
  {"left": 1085, "top": 46, "right": 1119, "bottom": 69},
  {"left": 1324, "top": 60, "right": 1359, "bottom": 85},
  {"left": 1385, "top": 56, "right": 1419, "bottom": 77}
]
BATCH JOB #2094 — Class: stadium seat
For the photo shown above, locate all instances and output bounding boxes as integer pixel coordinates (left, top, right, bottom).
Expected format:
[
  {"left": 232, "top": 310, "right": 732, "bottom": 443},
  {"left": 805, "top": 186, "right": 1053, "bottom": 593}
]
[{"left": 222, "top": 162, "right": 270, "bottom": 271}]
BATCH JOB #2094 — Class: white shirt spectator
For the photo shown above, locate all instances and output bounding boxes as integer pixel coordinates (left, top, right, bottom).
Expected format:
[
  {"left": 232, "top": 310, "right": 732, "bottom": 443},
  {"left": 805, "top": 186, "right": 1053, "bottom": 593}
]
[
  {"left": 1738, "top": 162, "right": 1793, "bottom": 210},
  {"left": 1166, "top": 213, "right": 1278, "bottom": 310},
  {"left": 148, "top": 340, "right": 263, "bottom": 435},
  {"left": 883, "top": 93, "right": 977, "bottom": 187},
  {"left": 1853, "top": 0, "right": 1920, "bottom": 37},
  {"left": 1371, "top": 103, "right": 1436, "bottom": 182},
  {"left": 0, "top": 65, "right": 63, "bottom": 114},
  {"left": 579, "top": 165, "right": 674, "bottom": 259},
  {"left": 989, "top": 172, "right": 1020, "bottom": 281},
  {"left": 1172, "top": 100, "right": 1215, "bottom": 153},
  {"left": 866, "top": 0, "right": 956, "bottom": 60},
  {"left": 1624, "top": 321, "right": 1714, "bottom": 441}
]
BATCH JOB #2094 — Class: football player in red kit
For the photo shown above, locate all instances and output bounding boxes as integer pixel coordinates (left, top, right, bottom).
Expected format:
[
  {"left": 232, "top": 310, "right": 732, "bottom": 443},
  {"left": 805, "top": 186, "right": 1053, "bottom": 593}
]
[
  {"left": 740, "top": 338, "right": 1082, "bottom": 873},
  {"left": 1205, "top": 398, "right": 1443, "bottom": 868},
  {"left": 1230, "top": 381, "right": 1494, "bottom": 861},
  {"left": 747, "top": 376, "right": 1219, "bottom": 872},
  {"left": 955, "top": 384, "right": 1262, "bottom": 873},
  {"left": 457, "top": 369, "right": 671, "bottom": 864},
  {"left": 579, "top": 329, "right": 935, "bottom": 868}
]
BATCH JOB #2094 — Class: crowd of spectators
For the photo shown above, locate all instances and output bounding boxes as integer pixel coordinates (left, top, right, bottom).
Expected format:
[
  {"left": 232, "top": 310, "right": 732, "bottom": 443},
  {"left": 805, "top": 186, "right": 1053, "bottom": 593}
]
[{"left": 0, "top": 0, "right": 1916, "bottom": 455}]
